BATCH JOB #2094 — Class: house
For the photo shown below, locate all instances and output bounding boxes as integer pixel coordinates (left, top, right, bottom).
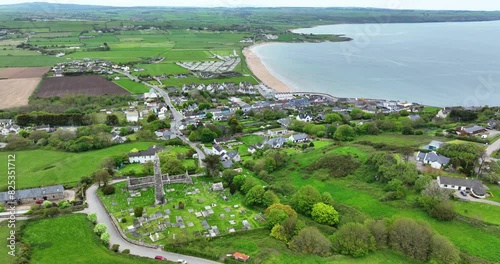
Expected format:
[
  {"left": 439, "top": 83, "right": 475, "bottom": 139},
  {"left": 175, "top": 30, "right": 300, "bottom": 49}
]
[
  {"left": 128, "top": 145, "right": 164, "bottom": 163},
  {"left": 221, "top": 159, "right": 233, "bottom": 169},
  {"left": 277, "top": 118, "right": 292, "bottom": 128},
  {"left": 0, "top": 185, "right": 64, "bottom": 204},
  {"left": 232, "top": 252, "right": 250, "bottom": 262},
  {"left": 416, "top": 151, "right": 450, "bottom": 169},
  {"left": 296, "top": 113, "right": 313, "bottom": 122},
  {"left": 227, "top": 151, "right": 241, "bottom": 162},
  {"left": 126, "top": 110, "right": 139, "bottom": 123},
  {"left": 487, "top": 120, "right": 498, "bottom": 129},
  {"left": 210, "top": 182, "right": 224, "bottom": 191},
  {"left": 437, "top": 176, "right": 486, "bottom": 198},
  {"left": 111, "top": 135, "right": 126, "bottom": 144},
  {"left": 267, "top": 128, "right": 287, "bottom": 136},
  {"left": 456, "top": 125, "right": 487, "bottom": 136},
  {"left": 289, "top": 133, "right": 310, "bottom": 144},
  {"left": 155, "top": 130, "right": 176, "bottom": 140},
  {"left": 248, "top": 146, "right": 256, "bottom": 154},
  {"left": 212, "top": 144, "right": 227, "bottom": 156},
  {"left": 144, "top": 88, "right": 159, "bottom": 100},
  {"left": 265, "top": 137, "right": 287, "bottom": 149},
  {"left": 408, "top": 114, "right": 421, "bottom": 121},
  {"left": 214, "top": 136, "right": 235, "bottom": 145},
  {"left": 0, "top": 119, "right": 13, "bottom": 126},
  {"left": 34, "top": 125, "right": 54, "bottom": 133},
  {"left": 435, "top": 108, "right": 450, "bottom": 119},
  {"left": 423, "top": 140, "right": 445, "bottom": 150}
]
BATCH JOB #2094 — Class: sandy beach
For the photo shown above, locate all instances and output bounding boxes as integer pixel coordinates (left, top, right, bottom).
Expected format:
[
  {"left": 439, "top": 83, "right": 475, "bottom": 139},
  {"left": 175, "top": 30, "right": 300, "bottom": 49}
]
[{"left": 243, "top": 43, "right": 292, "bottom": 93}]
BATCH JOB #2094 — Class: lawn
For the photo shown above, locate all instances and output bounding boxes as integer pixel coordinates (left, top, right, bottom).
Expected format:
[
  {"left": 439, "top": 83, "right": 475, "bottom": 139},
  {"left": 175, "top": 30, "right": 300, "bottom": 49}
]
[
  {"left": 0, "top": 221, "right": 12, "bottom": 264},
  {"left": 22, "top": 214, "right": 160, "bottom": 264},
  {"left": 114, "top": 79, "right": 151, "bottom": 94},
  {"left": 486, "top": 184, "right": 500, "bottom": 203},
  {"left": 240, "top": 135, "right": 264, "bottom": 146},
  {"left": 355, "top": 133, "right": 447, "bottom": 148},
  {"left": 0, "top": 142, "right": 157, "bottom": 190},
  {"left": 99, "top": 176, "right": 263, "bottom": 244},
  {"left": 454, "top": 201, "right": 500, "bottom": 225}
]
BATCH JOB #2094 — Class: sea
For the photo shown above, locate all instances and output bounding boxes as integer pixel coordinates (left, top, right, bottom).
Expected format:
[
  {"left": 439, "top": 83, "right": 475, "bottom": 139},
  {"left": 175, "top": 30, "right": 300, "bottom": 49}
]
[{"left": 252, "top": 21, "right": 500, "bottom": 107}]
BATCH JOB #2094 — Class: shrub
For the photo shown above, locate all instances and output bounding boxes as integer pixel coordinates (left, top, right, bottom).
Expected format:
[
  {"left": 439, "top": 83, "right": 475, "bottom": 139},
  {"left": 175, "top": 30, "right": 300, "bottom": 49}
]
[
  {"left": 111, "top": 244, "right": 120, "bottom": 252},
  {"left": 102, "top": 185, "right": 116, "bottom": 195},
  {"left": 0, "top": 205, "right": 4, "bottom": 212},
  {"left": 44, "top": 207, "right": 60, "bottom": 218},
  {"left": 122, "top": 249, "right": 130, "bottom": 254},
  {"left": 134, "top": 206, "right": 143, "bottom": 217},
  {"left": 331, "top": 222, "right": 376, "bottom": 257},
  {"left": 429, "top": 200, "right": 456, "bottom": 221},
  {"left": 311, "top": 202, "right": 339, "bottom": 226},
  {"left": 288, "top": 227, "right": 331, "bottom": 257},
  {"left": 42, "top": 201, "right": 52, "bottom": 208},
  {"left": 121, "top": 218, "right": 127, "bottom": 223},
  {"left": 58, "top": 200, "right": 71, "bottom": 209},
  {"left": 87, "top": 213, "right": 97, "bottom": 224},
  {"left": 94, "top": 223, "right": 107, "bottom": 236},
  {"left": 100, "top": 232, "right": 110, "bottom": 245}
]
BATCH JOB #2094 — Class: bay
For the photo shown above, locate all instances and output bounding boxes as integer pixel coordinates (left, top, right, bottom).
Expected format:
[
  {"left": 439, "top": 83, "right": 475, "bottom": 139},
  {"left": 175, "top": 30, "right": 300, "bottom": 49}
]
[{"left": 253, "top": 21, "right": 500, "bottom": 107}]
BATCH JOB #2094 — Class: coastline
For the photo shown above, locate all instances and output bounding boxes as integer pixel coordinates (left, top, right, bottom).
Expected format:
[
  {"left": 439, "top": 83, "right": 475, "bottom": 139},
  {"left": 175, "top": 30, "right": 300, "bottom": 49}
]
[{"left": 243, "top": 42, "right": 293, "bottom": 93}]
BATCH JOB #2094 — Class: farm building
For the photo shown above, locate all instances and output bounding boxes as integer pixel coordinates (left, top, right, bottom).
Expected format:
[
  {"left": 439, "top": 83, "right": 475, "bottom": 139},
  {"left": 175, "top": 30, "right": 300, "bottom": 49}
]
[
  {"left": 0, "top": 185, "right": 64, "bottom": 204},
  {"left": 437, "top": 176, "right": 486, "bottom": 198}
]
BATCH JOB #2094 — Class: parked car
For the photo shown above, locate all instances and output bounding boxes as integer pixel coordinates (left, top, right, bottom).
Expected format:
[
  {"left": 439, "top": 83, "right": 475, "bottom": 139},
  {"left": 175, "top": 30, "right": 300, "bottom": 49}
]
[
  {"left": 460, "top": 191, "right": 467, "bottom": 197},
  {"left": 155, "top": 256, "right": 167, "bottom": 260},
  {"left": 177, "top": 260, "right": 187, "bottom": 264}
]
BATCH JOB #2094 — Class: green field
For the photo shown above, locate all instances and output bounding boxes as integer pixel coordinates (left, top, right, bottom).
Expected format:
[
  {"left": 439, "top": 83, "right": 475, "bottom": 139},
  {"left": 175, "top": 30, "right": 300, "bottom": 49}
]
[
  {"left": 114, "top": 79, "right": 151, "bottom": 94},
  {"left": 355, "top": 133, "right": 448, "bottom": 148},
  {"left": 454, "top": 201, "right": 500, "bottom": 225},
  {"left": 0, "top": 142, "right": 157, "bottom": 190},
  {"left": 0, "top": 221, "right": 12, "bottom": 264},
  {"left": 22, "top": 214, "right": 160, "bottom": 264}
]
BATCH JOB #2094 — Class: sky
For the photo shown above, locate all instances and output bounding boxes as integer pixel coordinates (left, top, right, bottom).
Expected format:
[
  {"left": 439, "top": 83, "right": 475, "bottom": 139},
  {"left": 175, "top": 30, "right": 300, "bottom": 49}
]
[{"left": 0, "top": 0, "right": 499, "bottom": 11}]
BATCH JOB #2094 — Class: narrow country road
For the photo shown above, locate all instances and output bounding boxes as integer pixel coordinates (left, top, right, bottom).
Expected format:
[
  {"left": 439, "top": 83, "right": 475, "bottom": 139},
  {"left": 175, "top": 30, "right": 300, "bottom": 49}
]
[
  {"left": 485, "top": 130, "right": 500, "bottom": 161},
  {"left": 453, "top": 191, "right": 500, "bottom": 207},
  {"left": 115, "top": 70, "right": 206, "bottom": 167},
  {"left": 84, "top": 182, "right": 220, "bottom": 263}
]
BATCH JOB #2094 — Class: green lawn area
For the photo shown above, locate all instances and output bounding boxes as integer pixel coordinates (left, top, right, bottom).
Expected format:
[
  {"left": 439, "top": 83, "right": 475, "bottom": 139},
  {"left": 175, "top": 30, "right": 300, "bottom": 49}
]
[
  {"left": 486, "top": 184, "right": 500, "bottom": 203},
  {"left": 22, "top": 214, "right": 160, "bottom": 264},
  {"left": 240, "top": 135, "right": 264, "bottom": 146},
  {"left": 100, "top": 176, "right": 263, "bottom": 245},
  {"left": 454, "top": 201, "right": 500, "bottom": 225},
  {"left": 114, "top": 79, "right": 151, "bottom": 94},
  {"left": 118, "top": 163, "right": 145, "bottom": 176},
  {"left": 355, "top": 133, "right": 447, "bottom": 148},
  {"left": 0, "top": 221, "right": 12, "bottom": 264},
  {"left": 0, "top": 142, "right": 157, "bottom": 190}
]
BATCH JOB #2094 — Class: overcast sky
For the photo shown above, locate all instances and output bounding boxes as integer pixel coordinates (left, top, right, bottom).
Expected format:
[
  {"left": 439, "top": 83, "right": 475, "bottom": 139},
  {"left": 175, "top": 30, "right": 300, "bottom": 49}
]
[{"left": 0, "top": 0, "right": 499, "bottom": 11}]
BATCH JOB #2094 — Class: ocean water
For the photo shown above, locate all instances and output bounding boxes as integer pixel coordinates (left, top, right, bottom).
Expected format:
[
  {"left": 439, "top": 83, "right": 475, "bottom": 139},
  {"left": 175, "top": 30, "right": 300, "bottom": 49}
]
[{"left": 253, "top": 21, "right": 500, "bottom": 107}]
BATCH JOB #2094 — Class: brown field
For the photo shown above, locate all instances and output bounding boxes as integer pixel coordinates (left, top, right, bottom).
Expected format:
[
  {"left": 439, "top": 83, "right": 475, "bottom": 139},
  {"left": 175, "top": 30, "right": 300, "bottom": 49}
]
[
  {"left": 0, "top": 67, "right": 50, "bottom": 79},
  {"left": 35, "top": 76, "right": 131, "bottom": 97},
  {"left": 0, "top": 78, "right": 42, "bottom": 109}
]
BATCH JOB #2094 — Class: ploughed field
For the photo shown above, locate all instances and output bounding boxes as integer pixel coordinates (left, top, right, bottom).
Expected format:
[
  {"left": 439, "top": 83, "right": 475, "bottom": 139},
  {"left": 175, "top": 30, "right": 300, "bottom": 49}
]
[
  {"left": 35, "top": 75, "right": 131, "bottom": 97},
  {"left": 0, "top": 66, "right": 50, "bottom": 109}
]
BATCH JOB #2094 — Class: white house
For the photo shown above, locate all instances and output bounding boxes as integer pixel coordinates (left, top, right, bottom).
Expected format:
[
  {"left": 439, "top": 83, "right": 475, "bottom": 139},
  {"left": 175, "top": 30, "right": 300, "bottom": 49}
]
[
  {"left": 248, "top": 146, "right": 256, "bottom": 154},
  {"left": 416, "top": 151, "right": 450, "bottom": 169},
  {"left": 289, "top": 133, "right": 309, "bottom": 144},
  {"left": 212, "top": 144, "right": 227, "bottom": 156},
  {"left": 144, "top": 88, "right": 159, "bottom": 100},
  {"left": 437, "top": 176, "right": 486, "bottom": 199},
  {"left": 296, "top": 114, "right": 313, "bottom": 122},
  {"left": 128, "top": 145, "right": 164, "bottom": 163},
  {"left": 267, "top": 128, "right": 287, "bottom": 136},
  {"left": 126, "top": 110, "right": 139, "bottom": 123}
]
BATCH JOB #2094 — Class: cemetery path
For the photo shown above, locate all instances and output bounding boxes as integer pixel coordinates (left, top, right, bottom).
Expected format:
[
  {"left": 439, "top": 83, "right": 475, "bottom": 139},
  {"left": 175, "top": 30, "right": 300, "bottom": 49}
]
[{"left": 85, "top": 182, "right": 221, "bottom": 263}]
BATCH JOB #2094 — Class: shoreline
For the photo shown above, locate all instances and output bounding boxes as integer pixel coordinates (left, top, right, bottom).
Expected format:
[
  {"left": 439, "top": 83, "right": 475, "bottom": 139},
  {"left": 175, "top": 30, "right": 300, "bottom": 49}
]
[{"left": 243, "top": 42, "right": 293, "bottom": 93}]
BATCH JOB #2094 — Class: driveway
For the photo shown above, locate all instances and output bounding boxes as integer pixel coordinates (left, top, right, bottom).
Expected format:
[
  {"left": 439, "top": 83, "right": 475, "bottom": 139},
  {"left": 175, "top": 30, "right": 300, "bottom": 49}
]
[
  {"left": 84, "top": 182, "right": 220, "bottom": 263},
  {"left": 453, "top": 191, "right": 500, "bottom": 207}
]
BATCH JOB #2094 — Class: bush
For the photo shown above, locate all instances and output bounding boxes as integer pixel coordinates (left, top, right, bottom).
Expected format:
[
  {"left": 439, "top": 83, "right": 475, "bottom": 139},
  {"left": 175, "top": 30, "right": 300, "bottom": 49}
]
[
  {"left": 122, "top": 249, "right": 130, "bottom": 254},
  {"left": 429, "top": 200, "right": 456, "bottom": 221},
  {"left": 42, "top": 200, "right": 52, "bottom": 208},
  {"left": 94, "top": 223, "right": 107, "bottom": 236},
  {"left": 134, "top": 206, "right": 143, "bottom": 217},
  {"left": 100, "top": 232, "right": 110, "bottom": 245},
  {"left": 111, "top": 244, "right": 120, "bottom": 252},
  {"left": 102, "top": 185, "right": 116, "bottom": 195},
  {"left": 44, "top": 207, "right": 60, "bottom": 218},
  {"left": 331, "top": 222, "right": 376, "bottom": 257},
  {"left": 58, "top": 200, "right": 71, "bottom": 209},
  {"left": 87, "top": 213, "right": 97, "bottom": 224},
  {"left": 121, "top": 218, "right": 127, "bottom": 223}
]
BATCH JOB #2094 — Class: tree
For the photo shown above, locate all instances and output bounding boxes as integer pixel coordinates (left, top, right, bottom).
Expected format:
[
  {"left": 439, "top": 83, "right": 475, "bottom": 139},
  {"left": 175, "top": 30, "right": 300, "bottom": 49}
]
[
  {"left": 111, "top": 244, "right": 120, "bottom": 252},
  {"left": 430, "top": 234, "right": 461, "bottom": 264},
  {"left": 415, "top": 175, "right": 433, "bottom": 191},
  {"left": 102, "top": 185, "right": 116, "bottom": 195},
  {"left": 364, "top": 219, "right": 388, "bottom": 249},
  {"left": 203, "top": 154, "right": 222, "bottom": 177},
  {"left": 331, "top": 223, "right": 376, "bottom": 257},
  {"left": 229, "top": 183, "right": 237, "bottom": 195},
  {"left": 333, "top": 125, "right": 355, "bottom": 141},
  {"left": 244, "top": 185, "right": 265, "bottom": 206},
  {"left": 437, "top": 143, "right": 483, "bottom": 175},
  {"left": 134, "top": 206, "right": 143, "bottom": 217},
  {"left": 292, "top": 185, "right": 322, "bottom": 215},
  {"left": 321, "top": 192, "right": 335, "bottom": 206},
  {"left": 419, "top": 181, "right": 451, "bottom": 211},
  {"left": 93, "top": 170, "right": 111, "bottom": 187},
  {"left": 105, "top": 114, "right": 119, "bottom": 126},
  {"left": 143, "top": 160, "right": 154, "bottom": 175},
  {"left": 240, "top": 178, "right": 259, "bottom": 194},
  {"left": 288, "top": 227, "right": 331, "bottom": 257},
  {"left": 389, "top": 218, "right": 433, "bottom": 261},
  {"left": 147, "top": 113, "right": 158, "bottom": 123},
  {"left": 200, "top": 128, "right": 217, "bottom": 143},
  {"left": 429, "top": 200, "right": 455, "bottom": 221},
  {"left": 100, "top": 157, "right": 116, "bottom": 175},
  {"left": 159, "top": 152, "right": 185, "bottom": 175},
  {"left": 266, "top": 208, "right": 288, "bottom": 229},
  {"left": 205, "top": 112, "right": 213, "bottom": 119},
  {"left": 94, "top": 223, "right": 107, "bottom": 236},
  {"left": 325, "top": 113, "right": 342, "bottom": 124},
  {"left": 311, "top": 202, "right": 339, "bottom": 226},
  {"left": 349, "top": 108, "right": 364, "bottom": 120},
  {"left": 262, "top": 190, "right": 280, "bottom": 207},
  {"left": 264, "top": 203, "right": 298, "bottom": 220}
]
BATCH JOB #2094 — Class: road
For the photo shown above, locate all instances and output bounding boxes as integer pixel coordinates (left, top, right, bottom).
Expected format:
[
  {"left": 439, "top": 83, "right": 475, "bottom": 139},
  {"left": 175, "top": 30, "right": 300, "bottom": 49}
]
[
  {"left": 85, "top": 182, "right": 219, "bottom": 264},
  {"left": 115, "top": 70, "right": 206, "bottom": 167},
  {"left": 453, "top": 191, "right": 500, "bottom": 207},
  {"left": 486, "top": 130, "right": 500, "bottom": 161}
]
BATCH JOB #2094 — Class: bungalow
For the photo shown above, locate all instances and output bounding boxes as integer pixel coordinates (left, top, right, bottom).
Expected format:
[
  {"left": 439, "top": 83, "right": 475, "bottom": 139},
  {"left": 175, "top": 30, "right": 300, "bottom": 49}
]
[
  {"left": 222, "top": 159, "right": 233, "bottom": 169},
  {"left": 111, "top": 135, "right": 126, "bottom": 144},
  {"left": 247, "top": 146, "right": 256, "bottom": 154},
  {"left": 212, "top": 144, "right": 227, "bottom": 156},
  {"left": 126, "top": 110, "right": 139, "bottom": 123},
  {"left": 416, "top": 151, "right": 450, "bottom": 169},
  {"left": 0, "top": 185, "right": 64, "bottom": 204},
  {"left": 456, "top": 125, "right": 487, "bottom": 136},
  {"left": 214, "top": 136, "right": 235, "bottom": 145},
  {"left": 128, "top": 145, "right": 164, "bottom": 163},
  {"left": 277, "top": 118, "right": 292, "bottom": 128},
  {"left": 296, "top": 113, "right": 313, "bottom": 122},
  {"left": 267, "top": 128, "right": 287, "bottom": 136},
  {"left": 265, "top": 137, "right": 287, "bottom": 149},
  {"left": 227, "top": 151, "right": 241, "bottom": 162},
  {"left": 34, "top": 125, "right": 54, "bottom": 133},
  {"left": 232, "top": 252, "right": 250, "bottom": 262},
  {"left": 423, "top": 140, "right": 445, "bottom": 150},
  {"left": 289, "top": 133, "right": 310, "bottom": 144},
  {"left": 437, "top": 176, "right": 486, "bottom": 199}
]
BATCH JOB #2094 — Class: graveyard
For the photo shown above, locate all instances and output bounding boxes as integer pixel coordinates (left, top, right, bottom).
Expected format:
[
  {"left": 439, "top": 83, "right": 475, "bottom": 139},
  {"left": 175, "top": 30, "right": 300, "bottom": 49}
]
[{"left": 98, "top": 177, "right": 264, "bottom": 244}]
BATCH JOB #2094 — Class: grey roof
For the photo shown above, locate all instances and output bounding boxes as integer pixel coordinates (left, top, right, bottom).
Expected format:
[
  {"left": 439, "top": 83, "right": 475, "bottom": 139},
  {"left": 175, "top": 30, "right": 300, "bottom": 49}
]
[
  {"left": 277, "top": 118, "right": 291, "bottom": 127},
  {"left": 438, "top": 176, "right": 485, "bottom": 196},
  {"left": 228, "top": 151, "right": 239, "bottom": 159},
  {"left": 408, "top": 115, "right": 421, "bottom": 121},
  {"left": 418, "top": 151, "right": 450, "bottom": 165},
  {"left": 128, "top": 145, "right": 164, "bottom": 157},
  {"left": 222, "top": 159, "right": 233, "bottom": 168},
  {"left": 266, "top": 137, "right": 287, "bottom": 147},
  {"left": 0, "top": 185, "right": 64, "bottom": 202},
  {"left": 429, "top": 140, "right": 445, "bottom": 148},
  {"left": 290, "top": 133, "right": 308, "bottom": 141},
  {"left": 213, "top": 144, "right": 224, "bottom": 152},
  {"left": 461, "top": 126, "right": 486, "bottom": 134}
]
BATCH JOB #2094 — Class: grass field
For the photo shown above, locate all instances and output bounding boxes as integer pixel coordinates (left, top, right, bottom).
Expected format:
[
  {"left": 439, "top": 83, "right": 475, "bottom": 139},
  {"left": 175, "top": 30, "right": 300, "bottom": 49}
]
[
  {"left": 114, "top": 79, "right": 151, "bottom": 94},
  {"left": 0, "top": 142, "right": 157, "bottom": 190},
  {"left": 355, "top": 133, "right": 448, "bottom": 148},
  {"left": 454, "top": 201, "right": 500, "bottom": 225},
  {"left": 22, "top": 214, "right": 160, "bottom": 264},
  {"left": 0, "top": 221, "right": 12, "bottom": 264}
]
